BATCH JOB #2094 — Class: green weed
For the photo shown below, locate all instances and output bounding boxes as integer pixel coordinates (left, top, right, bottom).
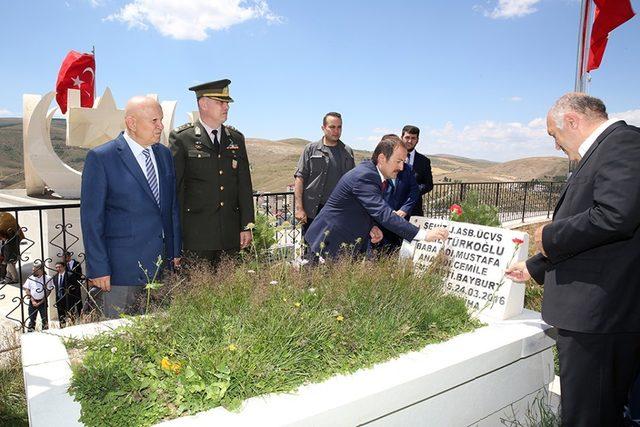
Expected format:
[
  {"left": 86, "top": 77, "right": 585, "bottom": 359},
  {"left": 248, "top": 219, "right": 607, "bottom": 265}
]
[{"left": 68, "top": 256, "right": 478, "bottom": 426}]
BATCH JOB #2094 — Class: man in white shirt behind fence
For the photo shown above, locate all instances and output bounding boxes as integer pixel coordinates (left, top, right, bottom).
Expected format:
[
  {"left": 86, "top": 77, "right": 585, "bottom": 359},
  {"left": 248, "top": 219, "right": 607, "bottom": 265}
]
[{"left": 22, "top": 263, "right": 53, "bottom": 332}]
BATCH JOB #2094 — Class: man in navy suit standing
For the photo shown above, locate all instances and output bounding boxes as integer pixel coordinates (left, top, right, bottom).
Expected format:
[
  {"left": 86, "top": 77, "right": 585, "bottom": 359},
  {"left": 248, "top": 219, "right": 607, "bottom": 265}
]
[
  {"left": 402, "top": 125, "right": 433, "bottom": 218},
  {"left": 506, "top": 93, "right": 640, "bottom": 425},
  {"left": 305, "top": 135, "right": 447, "bottom": 260},
  {"left": 373, "top": 134, "right": 420, "bottom": 252},
  {"left": 81, "top": 96, "right": 181, "bottom": 318}
]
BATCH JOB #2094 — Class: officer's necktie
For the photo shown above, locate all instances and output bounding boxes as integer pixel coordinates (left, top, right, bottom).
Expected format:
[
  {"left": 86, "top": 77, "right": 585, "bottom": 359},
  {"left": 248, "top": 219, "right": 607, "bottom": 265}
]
[
  {"left": 142, "top": 148, "right": 160, "bottom": 206},
  {"left": 381, "top": 180, "right": 388, "bottom": 193},
  {"left": 212, "top": 129, "right": 220, "bottom": 153}
]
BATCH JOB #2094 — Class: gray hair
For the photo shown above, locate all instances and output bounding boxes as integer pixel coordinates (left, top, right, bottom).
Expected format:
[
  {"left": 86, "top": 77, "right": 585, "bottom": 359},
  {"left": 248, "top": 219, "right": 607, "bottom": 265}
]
[{"left": 550, "top": 93, "right": 608, "bottom": 129}]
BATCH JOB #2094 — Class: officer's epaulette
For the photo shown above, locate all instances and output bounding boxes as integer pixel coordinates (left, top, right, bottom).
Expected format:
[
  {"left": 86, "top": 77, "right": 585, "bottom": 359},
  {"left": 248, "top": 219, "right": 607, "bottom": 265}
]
[
  {"left": 173, "top": 123, "right": 193, "bottom": 133},
  {"left": 225, "top": 124, "right": 243, "bottom": 136}
]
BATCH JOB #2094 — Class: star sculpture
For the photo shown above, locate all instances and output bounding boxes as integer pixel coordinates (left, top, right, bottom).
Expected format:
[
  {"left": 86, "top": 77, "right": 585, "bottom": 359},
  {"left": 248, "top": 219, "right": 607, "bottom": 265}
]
[{"left": 66, "top": 87, "right": 125, "bottom": 148}]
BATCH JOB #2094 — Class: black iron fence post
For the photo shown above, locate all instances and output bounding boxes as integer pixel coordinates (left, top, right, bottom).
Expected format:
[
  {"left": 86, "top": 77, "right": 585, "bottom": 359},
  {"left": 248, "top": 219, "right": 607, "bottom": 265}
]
[
  {"left": 521, "top": 182, "right": 529, "bottom": 223},
  {"left": 546, "top": 183, "right": 554, "bottom": 218}
]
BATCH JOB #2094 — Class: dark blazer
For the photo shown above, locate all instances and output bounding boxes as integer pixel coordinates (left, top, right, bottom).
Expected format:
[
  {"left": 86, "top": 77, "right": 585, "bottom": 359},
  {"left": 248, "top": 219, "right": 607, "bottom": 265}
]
[
  {"left": 81, "top": 133, "right": 182, "bottom": 286},
  {"left": 170, "top": 123, "right": 254, "bottom": 251},
  {"left": 376, "top": 165, "right": 420, "bottom": 248},
  {"left": 410, "top": 151, "right": 433, "bottom": 217},
  {"left": 66, "top": 258, "right": 82, "bottom": 288},
  {"left": 52, "top": 272, "right": 69, "bottom": 300},
  {"left": 389, "top": 165, "right": 420, "bottom": 214},
  {"left": 305, "top": 160, "right": 419, "bottom": 258},
  {"left": 527, "top": 121, "right": 640, "bottom": 333}
]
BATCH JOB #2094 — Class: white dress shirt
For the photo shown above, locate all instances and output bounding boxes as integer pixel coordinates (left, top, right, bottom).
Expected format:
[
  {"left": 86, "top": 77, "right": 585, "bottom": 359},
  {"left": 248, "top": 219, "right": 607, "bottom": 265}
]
[
  {"left": 123, "top": 132, "right": 160, "bottom": 201},
  {"left": 406, "top": 150, "right": 416, "bottom": 167},
  {"left": 578, "top": 118, "right": 619, "bottom": 158},
  {"left": 23, "top": 274, "right": 54, "bottom": 300},
  {"left": 199, "top": 119, "right": 222, "bottom": 144}
]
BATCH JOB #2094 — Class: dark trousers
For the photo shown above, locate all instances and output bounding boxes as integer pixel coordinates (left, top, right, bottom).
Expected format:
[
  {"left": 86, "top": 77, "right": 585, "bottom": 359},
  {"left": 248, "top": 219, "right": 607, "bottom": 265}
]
[
  {"left": 190, "top": 249, "right": 238, "bottom": 266},
  {"left": 301, "top": 208, "right": 322, "bottom": 257},
  {"left": 56, "top": 287, "right": 82, "bottom": 326},
  {"left": 27, "top": 300, "right": 48, "bottom": 331},
  {"left": 629, "top": 373, "right": 640, "bottom": 422},
  {"left": 556, "top": 329, "right": 640, "bottom": 426}
]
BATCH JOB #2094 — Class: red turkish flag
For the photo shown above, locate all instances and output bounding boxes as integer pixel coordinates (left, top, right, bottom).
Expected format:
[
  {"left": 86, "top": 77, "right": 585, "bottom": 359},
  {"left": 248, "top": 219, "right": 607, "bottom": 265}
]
[
  {"left": 55, "top": 51, "right": 96, "bottom": 114},
  {"left": 587, "top": 0, "right": 635, "bottom": 72}
]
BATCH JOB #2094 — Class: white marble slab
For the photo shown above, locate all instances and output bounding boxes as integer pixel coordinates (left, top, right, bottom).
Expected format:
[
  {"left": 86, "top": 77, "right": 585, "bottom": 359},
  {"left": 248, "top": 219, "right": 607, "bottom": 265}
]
[{"left": 21, "top": 309, "right": 556, "bottom": 426}]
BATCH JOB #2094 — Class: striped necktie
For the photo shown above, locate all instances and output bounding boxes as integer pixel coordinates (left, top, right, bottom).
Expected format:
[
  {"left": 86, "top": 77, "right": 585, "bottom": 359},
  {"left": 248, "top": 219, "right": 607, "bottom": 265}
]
[{"left": 142, "top": 148, "right": 160, "bottom": 206}]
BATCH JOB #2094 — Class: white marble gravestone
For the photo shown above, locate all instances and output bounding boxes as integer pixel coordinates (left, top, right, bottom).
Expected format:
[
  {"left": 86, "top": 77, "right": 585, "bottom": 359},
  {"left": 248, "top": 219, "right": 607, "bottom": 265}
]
[{"left": 400, "top": 217, "right": 528, "bottom": 321}]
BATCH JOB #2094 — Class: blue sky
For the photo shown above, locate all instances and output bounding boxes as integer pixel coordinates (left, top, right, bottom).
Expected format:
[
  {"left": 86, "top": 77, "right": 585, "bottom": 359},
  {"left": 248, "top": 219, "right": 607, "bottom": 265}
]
[{"left": 1, "top": 0, "right": 639, "bottom": 161}]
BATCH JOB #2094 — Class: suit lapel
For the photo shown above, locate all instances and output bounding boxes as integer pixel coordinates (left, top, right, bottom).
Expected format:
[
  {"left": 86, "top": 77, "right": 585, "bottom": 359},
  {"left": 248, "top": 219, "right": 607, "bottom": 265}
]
[
  {"left": 553, "top": 121, "right": 626, "bottom": 216},
  {"left": 220, "top": 125, "right": 232, "bottom": 151},
  {"left": 115, "top": 134, "right": 157, "bottom": 206}
]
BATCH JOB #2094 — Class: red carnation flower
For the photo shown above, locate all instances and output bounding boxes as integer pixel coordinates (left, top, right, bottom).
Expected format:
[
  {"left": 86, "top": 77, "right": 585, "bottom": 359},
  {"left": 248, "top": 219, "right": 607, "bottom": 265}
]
[
  {"left": 512, "top": 237, "right": 524, "bottom": 245},
  {"left": 450, "top": 204, "right": 463, "bottom": 216}
]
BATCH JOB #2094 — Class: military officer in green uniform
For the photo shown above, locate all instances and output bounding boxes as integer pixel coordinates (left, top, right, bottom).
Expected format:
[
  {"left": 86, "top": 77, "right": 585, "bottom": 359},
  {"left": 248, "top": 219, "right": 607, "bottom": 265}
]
[{"left": 169, "top": 79, "right": 254, "bottom": 263}]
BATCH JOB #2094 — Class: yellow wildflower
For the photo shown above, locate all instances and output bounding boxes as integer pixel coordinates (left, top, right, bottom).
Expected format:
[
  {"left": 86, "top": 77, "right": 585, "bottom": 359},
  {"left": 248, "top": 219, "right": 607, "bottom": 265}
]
[
  {"left": 228, "top": 344, "right": 238, "bottom": 352},
  {"left": 161, "top": 357, "right": 172, "bottom": 370},
  {"left": 294, "top": 302, "right": 301, "bottom": 308},
  {"left": 336, "top": 315, "right": 344, "bottom": 322},
  {"left": 171, "top": 361, "right": 182, "bottom": 374}
]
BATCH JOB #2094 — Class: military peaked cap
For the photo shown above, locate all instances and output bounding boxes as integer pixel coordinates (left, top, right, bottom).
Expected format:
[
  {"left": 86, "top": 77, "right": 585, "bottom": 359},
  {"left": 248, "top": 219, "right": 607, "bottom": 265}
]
[{"left": 188, "top": 79, "right": 234, "bottom": 102}]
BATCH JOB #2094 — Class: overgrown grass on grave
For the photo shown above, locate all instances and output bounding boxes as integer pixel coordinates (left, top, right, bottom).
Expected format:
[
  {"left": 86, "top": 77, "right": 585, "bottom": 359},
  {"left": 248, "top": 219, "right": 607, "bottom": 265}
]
[
  {"left": 67, "top": 256, "right": 479, "bottom": 427},
  {"left": 0, "top": 327, "right": 28, "bottom": 427}
]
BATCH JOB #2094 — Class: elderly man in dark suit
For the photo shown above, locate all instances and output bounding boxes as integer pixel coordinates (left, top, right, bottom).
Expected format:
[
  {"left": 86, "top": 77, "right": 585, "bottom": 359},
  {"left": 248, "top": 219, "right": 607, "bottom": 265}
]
[
  {"left": 401, "top": 125, "right": 433, "bottom": 218},
  {"left": 305, "top": 135, "right": 447, "bottom": 259},
  {"left": 506, "top": 93, "right": 640, "bottom": 426},
  {"left": 81, "top": 96, "right": 181, "bottom": 318}
]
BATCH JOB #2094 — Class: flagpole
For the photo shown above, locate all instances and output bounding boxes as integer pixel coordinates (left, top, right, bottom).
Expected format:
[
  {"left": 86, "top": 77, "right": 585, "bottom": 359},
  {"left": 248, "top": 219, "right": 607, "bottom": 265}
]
[
  {"left": 92, "top": 45, "right": 96, "bottom": 103},
  {"left": 574, "top": 0, "right": 593, "bottom": 93}
]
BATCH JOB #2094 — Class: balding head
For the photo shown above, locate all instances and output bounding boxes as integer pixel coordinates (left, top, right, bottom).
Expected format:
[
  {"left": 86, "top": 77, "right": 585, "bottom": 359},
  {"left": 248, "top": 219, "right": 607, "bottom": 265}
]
[
  {"left": 124, "top": 96, "right": 164, "bottom": 147},
  {"left": 549, "top": 92, "right": 608, "bottom": 129}
]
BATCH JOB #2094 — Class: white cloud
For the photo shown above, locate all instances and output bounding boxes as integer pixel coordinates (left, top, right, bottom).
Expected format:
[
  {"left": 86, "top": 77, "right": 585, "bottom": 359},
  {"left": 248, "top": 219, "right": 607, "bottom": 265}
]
[
  {"left": 508, "top": 96, "right": 523, "bottom": 102},
  {"left": 614, "top": 109, "right": 640, "bottom": 126},
  {"left": 355, "top": 135, "right": 382, "bottom": 143},
  {"left": 0, "top": 108, "right": 14, "bottom": 117},
  {"left": 355, "top": 127, "right": 398, "bottom": 144},
  {"left": 476, "top": 0, "right": 541, "bottom": 19},
  {"left": 105, "top": 0, "right": 282, "bottom": 41},
  {"left": 372, "top": 127, "right": 393, "bottom": 134},
  {"left": 88, "top": 0, "right": 105, "bottom": 7}
]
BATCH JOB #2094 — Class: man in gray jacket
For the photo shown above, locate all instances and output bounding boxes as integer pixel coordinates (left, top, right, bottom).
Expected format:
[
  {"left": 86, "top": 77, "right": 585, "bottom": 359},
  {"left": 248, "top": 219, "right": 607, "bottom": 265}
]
[{"left": 294, "top": 112, "right": 355, "bottom": 236}]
